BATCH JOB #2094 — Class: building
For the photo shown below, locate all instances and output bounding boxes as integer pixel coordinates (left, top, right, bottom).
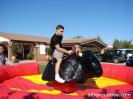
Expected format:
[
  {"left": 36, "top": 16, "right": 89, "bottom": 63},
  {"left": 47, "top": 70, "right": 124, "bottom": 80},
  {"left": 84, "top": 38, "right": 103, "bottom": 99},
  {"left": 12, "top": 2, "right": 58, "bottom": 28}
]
[
  {"left": 0, "top": 32, "right": 107, "bottom": 61},
  {"left": 63, "top": 38, "right": 107, "bottom": 53}
]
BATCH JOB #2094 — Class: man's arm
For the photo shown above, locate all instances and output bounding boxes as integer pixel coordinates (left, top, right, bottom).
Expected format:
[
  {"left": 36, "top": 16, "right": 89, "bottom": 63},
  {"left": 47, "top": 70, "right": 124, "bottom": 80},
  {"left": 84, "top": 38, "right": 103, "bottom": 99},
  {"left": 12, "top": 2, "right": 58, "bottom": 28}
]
[{"left": 55, "top": 44, "right": 72, "bottom": 54}]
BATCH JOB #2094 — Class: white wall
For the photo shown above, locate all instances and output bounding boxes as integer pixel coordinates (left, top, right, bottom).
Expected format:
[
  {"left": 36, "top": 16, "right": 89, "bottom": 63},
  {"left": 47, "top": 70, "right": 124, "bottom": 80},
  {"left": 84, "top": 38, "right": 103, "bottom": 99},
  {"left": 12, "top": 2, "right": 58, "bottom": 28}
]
[
  {"left": 39, "top": 44, "right": 46, "bottom": 54},
  {"left": 0, "top": 36, "right": 10, "bottom": 42}
]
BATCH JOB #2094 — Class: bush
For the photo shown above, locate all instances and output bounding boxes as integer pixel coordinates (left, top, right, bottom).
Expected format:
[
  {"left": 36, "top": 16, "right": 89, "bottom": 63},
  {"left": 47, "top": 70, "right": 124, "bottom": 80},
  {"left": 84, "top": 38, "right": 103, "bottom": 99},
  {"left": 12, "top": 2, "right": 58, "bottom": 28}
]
[
  {"left": 12, "top": 44, "right": 18, "bottom": 56},
  {"left": 45, "top": 47, "right": 52, "bottom": 55},
  {"left": 39, "top": 64, "right": 46, "bottom": 74},
  {"left": 27, "top": 52, "right": 34, "bottom": 60}
]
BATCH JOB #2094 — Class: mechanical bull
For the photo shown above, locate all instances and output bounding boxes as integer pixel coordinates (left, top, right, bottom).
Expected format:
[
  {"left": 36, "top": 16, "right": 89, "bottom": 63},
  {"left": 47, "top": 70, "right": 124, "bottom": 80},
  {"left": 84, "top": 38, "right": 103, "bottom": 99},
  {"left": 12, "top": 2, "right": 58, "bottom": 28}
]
[{"left": 42, "top": 50, "right": 103, "bottom": 93}]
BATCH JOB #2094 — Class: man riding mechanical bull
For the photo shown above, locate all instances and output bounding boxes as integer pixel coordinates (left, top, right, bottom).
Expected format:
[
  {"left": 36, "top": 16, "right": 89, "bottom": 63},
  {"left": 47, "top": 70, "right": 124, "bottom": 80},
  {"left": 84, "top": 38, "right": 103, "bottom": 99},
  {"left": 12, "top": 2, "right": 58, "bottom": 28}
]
[{"left": 42, "top": 25, "right": 103, "bottom": 86}]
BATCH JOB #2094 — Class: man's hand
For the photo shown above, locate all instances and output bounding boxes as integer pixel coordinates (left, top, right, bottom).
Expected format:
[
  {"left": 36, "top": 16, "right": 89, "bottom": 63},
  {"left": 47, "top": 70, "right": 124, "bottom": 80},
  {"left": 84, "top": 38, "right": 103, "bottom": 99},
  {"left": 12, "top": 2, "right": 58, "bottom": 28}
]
[{"left": 67, "top": 50, "right": 73, "bottom": 55}]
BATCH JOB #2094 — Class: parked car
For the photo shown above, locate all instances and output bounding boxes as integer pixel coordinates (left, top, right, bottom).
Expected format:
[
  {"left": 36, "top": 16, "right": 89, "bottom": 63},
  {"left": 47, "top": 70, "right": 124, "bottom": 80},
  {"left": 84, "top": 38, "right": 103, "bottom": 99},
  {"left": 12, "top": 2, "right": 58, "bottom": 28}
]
[
  {"left": 126, "top": 55, "right": 133, "bottom": 67},
  {"left": 117, "top": 49, "right": 133, "bottom": 60},
  {"left": 101, "top": 50, "right": 126, "bottom": 63}
]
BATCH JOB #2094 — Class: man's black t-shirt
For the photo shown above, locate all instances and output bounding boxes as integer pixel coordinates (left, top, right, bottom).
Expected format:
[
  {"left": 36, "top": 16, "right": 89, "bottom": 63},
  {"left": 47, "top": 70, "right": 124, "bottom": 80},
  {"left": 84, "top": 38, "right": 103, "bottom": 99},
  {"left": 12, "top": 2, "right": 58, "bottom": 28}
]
[{"left": 50, "top": 34, "right": 63, "bottom": 53}]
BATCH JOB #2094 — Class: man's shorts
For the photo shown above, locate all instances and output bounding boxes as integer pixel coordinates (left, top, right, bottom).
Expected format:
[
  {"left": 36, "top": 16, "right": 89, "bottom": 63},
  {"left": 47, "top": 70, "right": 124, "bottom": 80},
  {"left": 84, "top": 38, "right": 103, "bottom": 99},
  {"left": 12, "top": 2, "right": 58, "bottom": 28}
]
[{"left": 52, "top": 49, "right": 63, "bottom": 59}]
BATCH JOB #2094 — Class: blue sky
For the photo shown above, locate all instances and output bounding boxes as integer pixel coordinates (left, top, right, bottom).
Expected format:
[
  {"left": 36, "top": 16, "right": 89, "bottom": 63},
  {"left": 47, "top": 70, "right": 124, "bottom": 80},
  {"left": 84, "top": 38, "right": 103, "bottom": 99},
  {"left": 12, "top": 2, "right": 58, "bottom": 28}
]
[{"left": 0, "top": 0, "right": 133, "bottom": 45}]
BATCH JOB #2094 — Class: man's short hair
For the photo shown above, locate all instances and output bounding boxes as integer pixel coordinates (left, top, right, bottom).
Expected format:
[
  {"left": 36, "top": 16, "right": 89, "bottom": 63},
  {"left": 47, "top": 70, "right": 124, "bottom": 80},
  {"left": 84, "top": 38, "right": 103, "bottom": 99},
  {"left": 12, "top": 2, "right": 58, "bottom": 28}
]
[{"left": 56, "top": 25, "right": 64, "bottom": 30}]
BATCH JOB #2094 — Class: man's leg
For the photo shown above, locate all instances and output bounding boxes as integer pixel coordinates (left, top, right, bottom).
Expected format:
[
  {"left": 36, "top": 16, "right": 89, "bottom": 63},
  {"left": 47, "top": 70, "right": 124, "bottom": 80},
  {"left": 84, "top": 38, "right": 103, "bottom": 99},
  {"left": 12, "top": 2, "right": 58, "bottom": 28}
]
[{"left": 55, "top": 58, "right": 65, "bottom": 83}]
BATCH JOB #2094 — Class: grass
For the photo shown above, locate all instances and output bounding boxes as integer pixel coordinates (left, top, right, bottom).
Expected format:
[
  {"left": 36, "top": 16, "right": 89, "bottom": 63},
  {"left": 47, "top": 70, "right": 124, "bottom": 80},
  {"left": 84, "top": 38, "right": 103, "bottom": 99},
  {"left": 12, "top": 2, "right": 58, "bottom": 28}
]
[{"left": 39, "top": 64, "right": 46, "bottom": 74}]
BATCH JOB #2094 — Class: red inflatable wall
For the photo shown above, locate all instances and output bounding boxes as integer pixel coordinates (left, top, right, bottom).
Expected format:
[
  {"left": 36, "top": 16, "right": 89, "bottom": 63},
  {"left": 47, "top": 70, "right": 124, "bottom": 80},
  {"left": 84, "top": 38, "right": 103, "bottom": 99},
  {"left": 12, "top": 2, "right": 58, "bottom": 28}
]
[
  {"left": 0, "top": 63, "right": 39, "bottom": 83},
  {"left": 102, "top": 63, "right": 133, "bottom": 85}
]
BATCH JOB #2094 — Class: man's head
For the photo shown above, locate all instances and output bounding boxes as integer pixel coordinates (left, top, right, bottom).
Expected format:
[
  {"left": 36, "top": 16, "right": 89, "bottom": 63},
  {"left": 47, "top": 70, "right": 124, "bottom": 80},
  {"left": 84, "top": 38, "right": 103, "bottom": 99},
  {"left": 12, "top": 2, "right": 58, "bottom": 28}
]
[
  {"left": 0, "top": 46, "right": 4, "bottom": 54},
  {"left": 56, "top": 25, "right": 64, "bottom": 36}
]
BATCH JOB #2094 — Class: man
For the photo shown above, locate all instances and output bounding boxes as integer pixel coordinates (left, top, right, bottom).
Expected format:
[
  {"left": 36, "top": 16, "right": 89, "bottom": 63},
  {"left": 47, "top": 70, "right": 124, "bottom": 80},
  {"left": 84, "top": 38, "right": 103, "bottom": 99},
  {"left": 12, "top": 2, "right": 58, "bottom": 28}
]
[
  {"left": 50, "top": 25, "right": 72, "bottom": 83},
  {"left": 0, "top": 46, "right": 6, "bottom": 65}
]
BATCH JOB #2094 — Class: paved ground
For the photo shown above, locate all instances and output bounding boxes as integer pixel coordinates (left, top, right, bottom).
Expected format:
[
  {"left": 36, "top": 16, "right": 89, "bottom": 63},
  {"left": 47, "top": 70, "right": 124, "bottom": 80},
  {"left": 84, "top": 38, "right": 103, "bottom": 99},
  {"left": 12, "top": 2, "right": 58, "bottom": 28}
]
[
  {"left": 14, "top": 59, "right": 127, "bottom": 66},
  {"left": 14, "top": 60, "right": 48, "bottom": 65},
  {"left": 101, "top": 62, "right": 126, "bottom": 66}
]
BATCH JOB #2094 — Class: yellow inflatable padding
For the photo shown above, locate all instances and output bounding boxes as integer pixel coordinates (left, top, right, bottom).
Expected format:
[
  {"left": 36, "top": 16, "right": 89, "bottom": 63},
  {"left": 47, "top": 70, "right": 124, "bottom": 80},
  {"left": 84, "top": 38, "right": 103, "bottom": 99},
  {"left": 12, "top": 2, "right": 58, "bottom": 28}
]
[
  {"left": 22, "top": 75, "right": 48, "bottom": 84},
  {"left": 22, "top": 75, "right": 127, "bottom": 88},
  {"left": 85, "top": 77, "right": 127, "bottom": 88},
  {"left": 21, "top": 74, "right": 127, "bottom": 95}
]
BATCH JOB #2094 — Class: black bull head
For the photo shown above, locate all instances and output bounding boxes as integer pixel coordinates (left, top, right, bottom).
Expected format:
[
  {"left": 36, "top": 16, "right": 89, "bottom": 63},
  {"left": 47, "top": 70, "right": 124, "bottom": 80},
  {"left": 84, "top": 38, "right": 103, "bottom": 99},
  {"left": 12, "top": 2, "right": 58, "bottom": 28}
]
[{"left": 42, "top": 50, "right": 103, "bottom": 83}]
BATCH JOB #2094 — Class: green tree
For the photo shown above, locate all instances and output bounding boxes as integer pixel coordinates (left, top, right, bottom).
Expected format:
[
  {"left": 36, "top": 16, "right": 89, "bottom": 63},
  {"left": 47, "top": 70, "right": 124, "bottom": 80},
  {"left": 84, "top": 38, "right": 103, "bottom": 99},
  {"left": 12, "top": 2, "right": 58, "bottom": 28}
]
[
  {"left": 122, "top": 40, "right": 133, "bottom": 48},
  {"left": 72, "top": 36, "right": 83, "bottom": 38},
  {"left": 113, "top": 39, "right": 133, "bottom": 49},
  {"left": 113, "top": 39, "right": 120, "bottom": 49},
  {"left": 96, "top": 35, "right": 103, "bottom": 42}
]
